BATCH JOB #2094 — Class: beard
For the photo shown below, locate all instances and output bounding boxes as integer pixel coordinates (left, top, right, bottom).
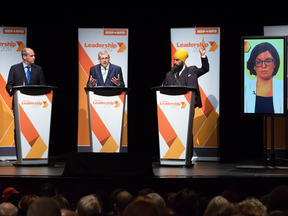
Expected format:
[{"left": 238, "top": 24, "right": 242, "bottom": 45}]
[{"left": 172, "top": 62, "right": 184, "bottom": 74}]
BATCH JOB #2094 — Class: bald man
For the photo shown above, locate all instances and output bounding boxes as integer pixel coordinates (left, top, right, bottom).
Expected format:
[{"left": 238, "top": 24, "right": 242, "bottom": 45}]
[
  {"left": 163, "top": 40, "right": 209, "bottom": 108},
  {"left": 5, "top": 47, "right": 46, "bottom": 163},
  {"left": 6, "top": 47, "right": 46, "bottom": 96}
]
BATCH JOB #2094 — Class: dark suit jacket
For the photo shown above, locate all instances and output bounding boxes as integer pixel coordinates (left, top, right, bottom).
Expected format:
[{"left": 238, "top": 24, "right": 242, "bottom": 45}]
[
  {"left": 87, "top": 63, "right": 125, "bottom": 87},
  {"left": 6, "top": 62, "right": 46, "bottom": 96},
  {"left": 163, "top": 57, "right": 209, "bottom": 108}
]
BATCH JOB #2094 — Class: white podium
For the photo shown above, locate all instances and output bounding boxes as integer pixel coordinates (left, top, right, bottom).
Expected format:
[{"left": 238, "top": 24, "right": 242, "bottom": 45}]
[
  {"left": 12, "top": 85, "right": 56, "bottom": 165},
  {"left": 85, "top": 86, "right": 130, "bottom": 153},
  {"left": 153, "top": 86, "right": 197, "bottom": 166}
]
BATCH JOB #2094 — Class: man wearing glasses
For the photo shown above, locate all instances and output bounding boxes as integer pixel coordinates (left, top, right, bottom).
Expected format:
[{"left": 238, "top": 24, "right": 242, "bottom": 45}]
[{"left": 87, "top": 49, "right": 125, "bottom": 87}]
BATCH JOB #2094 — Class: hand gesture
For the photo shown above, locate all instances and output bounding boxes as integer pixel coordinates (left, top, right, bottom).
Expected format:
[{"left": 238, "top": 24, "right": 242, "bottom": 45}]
[
  {"left": 89, "top": 75, "right": 97, "bottom": 86},
  {"left": 111, "top": 74, "right": 120, "bottom": 86},
  {"left": 199, "top": 37, "right": 206, "bottom": 56}
]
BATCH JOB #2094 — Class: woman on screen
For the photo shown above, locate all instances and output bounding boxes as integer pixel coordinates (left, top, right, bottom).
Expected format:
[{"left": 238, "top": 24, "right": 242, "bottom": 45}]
[{"left": 245, "top": 42, "right": 283, "bottom": 114}]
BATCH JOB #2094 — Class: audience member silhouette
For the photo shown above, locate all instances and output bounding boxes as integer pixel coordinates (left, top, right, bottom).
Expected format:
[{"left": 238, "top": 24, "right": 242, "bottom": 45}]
[
  {"left": 76, "top": 195, "right": 101, "bottom": 216},
  {"left": 0, "top": 202, "right": 18, "bottom": 216},
  {"left": 27, "top": 197, "right": 61, "bottom": 216}
]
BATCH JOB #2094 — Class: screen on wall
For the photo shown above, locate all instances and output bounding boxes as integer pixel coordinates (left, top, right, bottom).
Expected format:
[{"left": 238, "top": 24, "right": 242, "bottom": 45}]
[{"left": 242, "top": 36, "right": 287, "bottom": 116}]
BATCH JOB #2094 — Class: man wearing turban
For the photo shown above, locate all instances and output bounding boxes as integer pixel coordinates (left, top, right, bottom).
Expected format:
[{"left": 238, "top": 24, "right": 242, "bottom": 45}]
[
  {"left": 163, "top": 38, "right": 209, "bottom": 108},
  {"left": 163, "top": 38, "right": 209, "bottom": 164}
]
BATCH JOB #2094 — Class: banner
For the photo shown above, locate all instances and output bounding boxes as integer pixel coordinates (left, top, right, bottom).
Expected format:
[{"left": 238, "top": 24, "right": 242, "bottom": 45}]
[
  {"left": 78, "top": 28, "right": 128, "bottom": 152},
  {"left": 170, "top": 27, "right": 220, "bottom": 161},
  {"left": 263, "top": 25, "right": 288, "bottom": 152},
  {"left": 0, "top": 27, "right": 27, "bottom": 160}
]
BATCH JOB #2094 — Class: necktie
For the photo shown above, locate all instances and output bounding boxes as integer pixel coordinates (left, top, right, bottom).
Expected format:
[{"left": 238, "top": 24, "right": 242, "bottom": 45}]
[
  {"left": 103, "top": 67, "right": 107, "bottom": 76},
  {"left": 176, "top": 71, "right": 180, "bottom": 79},
  {"left": 26, "top": 66, "right": 31, "bottom": 84}
]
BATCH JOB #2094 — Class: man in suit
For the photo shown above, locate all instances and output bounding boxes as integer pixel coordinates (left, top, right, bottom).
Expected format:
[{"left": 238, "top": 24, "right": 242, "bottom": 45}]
[
  {"left": 163, "top": 39, "right": 209, "bottom": 165},
  {"left": 6, "top": 47, "right": 46, "bottom": 96},
  {"left": 5, "top": 47, "right": 46, "bottom": 164},
  {"left": 87, "top": 49, "right": 125, "bottom": 87},
  {"left": 163, "top": 38, "right": 209, "bottom": 108}
]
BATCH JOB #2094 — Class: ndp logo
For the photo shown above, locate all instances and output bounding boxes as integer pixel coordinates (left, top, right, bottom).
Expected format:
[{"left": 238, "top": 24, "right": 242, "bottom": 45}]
[
  {"left": 84, "top": 42, "right": 126, "bottom": 53},
  {"left": 160, "top": 101, "right": 187, "bottom": 109},
  {"left": 21, "top": 100, "right": 48, "bottom": 108},
  {"left": 93, "top": 100, "right": 120, "bottom": 108}
]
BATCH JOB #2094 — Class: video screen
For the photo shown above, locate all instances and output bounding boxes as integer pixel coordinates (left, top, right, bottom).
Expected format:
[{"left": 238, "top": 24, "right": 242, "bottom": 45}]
[{"left": 242, "top": 36, "right": 287, "bottom": 116}]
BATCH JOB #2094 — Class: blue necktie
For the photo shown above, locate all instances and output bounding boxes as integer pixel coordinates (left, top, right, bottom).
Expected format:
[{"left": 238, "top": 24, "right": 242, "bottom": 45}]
[{"left": 26, "top": 66, "right": 31, "bottom": 84}]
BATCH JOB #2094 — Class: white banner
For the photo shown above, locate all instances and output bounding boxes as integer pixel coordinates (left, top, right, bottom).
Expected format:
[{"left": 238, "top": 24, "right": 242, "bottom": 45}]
[
  {"left": 170, "top": 27, "right": 220, "bottom": 160},
  {"left": 0, "top": 27, "right": 27, "bottom": 159},
  {"left": 77, "top": 28, "right": 128, "bottom": 151}
]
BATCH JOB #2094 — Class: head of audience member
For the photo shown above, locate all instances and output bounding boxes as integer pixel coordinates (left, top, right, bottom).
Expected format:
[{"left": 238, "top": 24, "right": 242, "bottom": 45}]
[
  {"left": 18, "top": 195, "right": 39, "bottom": 216},
  {"left": 94, "top": 189, "right": 110, "bottom": 214},
  {"left": 61, "top": 192, "right": 76, "bottom": 211},
  {"left": 76, "top": 195, "right": 101, "bottom": 216},
  {"left": 234, "top": 203, "right": 261, "bottom": 216},
  {"left": 162, "top": 193, "right": 176, "bottom": 209},
  {"left": 61, "top": 209, "right": 77, "bottom": 216},
  {"left": 132, "top": 196, "right": 155, "bottom": 204},
  {"left": 38, "top": 183, "right": 58, "bottom": 198},
  {"left": 7, "top": 193, "right": 23, "bottom": 207},
  {"left": 221, "top": 189, "right": 238, "bottom": 203},
  {"left": 123, "top": 200, "right": 161, "bottom": 216},
  {"left": 0, "top": 202, "right": 18, "bottom": 216},
  {"left": 204, "top": 196, "right": 228, "bottom": 216},
  {"left": 114, "top": 191, "right": 133, "bottom": 216},
  {"left": 147, "top": 193, "right": 166, "bottom": 208},
  {"left": 2, "top": 187, "right": 19, "bottom": 202},
  {"left": 215, "top": 202, "right": 237, "bottom": 216},
  {"left": 268, "top": 185, "right": 288, "bottom": 213},
  {"left": 109, "top": 188, "right": 125, "bottom": 215},
  {"left": 268, "top": 210, "right": 286, "bottom": 216},
  {"left": 52, "top": 194, "right": 70, "bottom": 210},
  {"left": 138, "top": 188, "right": 154, "bottom": 196},
  {"left": 27, "top": 197, "right": 61, "bottom": 216},
  {"left": 160, "top": 207, "right": 176, "bottom": 216},
  {"left": 172, "top": 188, "right": 199, "bottom": 216},
  {"left": 239, "top": 197, "right": 267, "bottom": 216}
]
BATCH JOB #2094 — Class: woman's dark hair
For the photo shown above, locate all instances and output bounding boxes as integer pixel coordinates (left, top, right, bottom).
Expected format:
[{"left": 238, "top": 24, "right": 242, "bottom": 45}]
[{"left": 247, "top": 42, "right": 280, "bottom": 76}]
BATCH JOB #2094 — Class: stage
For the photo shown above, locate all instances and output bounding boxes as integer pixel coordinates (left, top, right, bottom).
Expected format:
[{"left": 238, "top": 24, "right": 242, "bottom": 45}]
[{"left": 0, "top": 157, "right": 288, "bottom": 204}]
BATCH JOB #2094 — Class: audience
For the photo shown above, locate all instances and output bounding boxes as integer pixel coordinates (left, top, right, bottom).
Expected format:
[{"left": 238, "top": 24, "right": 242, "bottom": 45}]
[
  {"left": 2, "top": 187, "right": 19, "bottom": 202},
  {"left": 114, "top": 191, "right": 133, "bottom": 216},
  {"left": 76, "top": 195, "right": 101, "bottom": 216},
  {"left": 1, "top": 183, "right": 288, "bottom": 216},
  {"left": 0, "top": 202, "right": 18, "bottom": 216},
  {"left": 18, "top": 195, "right": 39, "bottom": 216},
  {"left": 27, "top": 197, "right": 61, "bottom": 216}
]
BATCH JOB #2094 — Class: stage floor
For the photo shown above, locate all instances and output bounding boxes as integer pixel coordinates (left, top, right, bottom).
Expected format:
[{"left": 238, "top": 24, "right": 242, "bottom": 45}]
[
  {"left": 0, "top": 159, "right": 287, "bottom": 178},
  {"left": 1, "top": 158, "right": 288, "bottom": 203}
]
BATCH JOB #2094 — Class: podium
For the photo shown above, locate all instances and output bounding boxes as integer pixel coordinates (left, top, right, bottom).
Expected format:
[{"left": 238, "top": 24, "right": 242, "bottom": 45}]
[
  {"left": 85, "top": 86, "right": 130, "bottom": 153},
  {"left": 153, "top": 86, "right": 197, "bottom": 166},
  {"left": 12, "top": 85, "right": 57, "bottom": 165}
]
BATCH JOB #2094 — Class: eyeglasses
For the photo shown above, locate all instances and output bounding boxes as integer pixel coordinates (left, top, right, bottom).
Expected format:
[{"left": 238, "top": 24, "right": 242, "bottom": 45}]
[{"left": 255, "top": 58, "right": 275, "bottom": 67}]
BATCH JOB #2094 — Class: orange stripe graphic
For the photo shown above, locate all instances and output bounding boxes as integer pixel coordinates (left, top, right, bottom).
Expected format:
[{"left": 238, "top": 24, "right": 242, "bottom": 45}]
[
  {"left": 157, "top": 104, "right": 177, "bottom": 147},
  {"left": 184, "top": 91, "right": 191, "bottom": 105},
  {"left": 0, "top": 74, "right": 13, "bottom": 112},
  {"left": 90, "top": 104, "right": 111, "bottom": 146},
  {"left": 78, "top": 42, "right": 94, "bottom": 77},
  {"left": 19, "top": 105, "right": 39, "bottom": 147},
  {"left": 45, "top": 91, "right": 53, "bottom": 104}
]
